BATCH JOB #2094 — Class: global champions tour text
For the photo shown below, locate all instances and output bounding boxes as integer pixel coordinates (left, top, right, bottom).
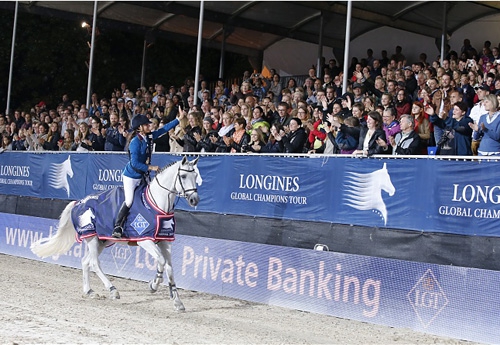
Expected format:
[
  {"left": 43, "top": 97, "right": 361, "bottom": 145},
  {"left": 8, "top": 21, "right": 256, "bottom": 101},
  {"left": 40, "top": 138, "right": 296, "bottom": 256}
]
[
  {"left": 438, "top": 184, "right": 500, "bottom": 219},
  {"left": 231, "top": 174, "right": 308, "bottom": 205}
]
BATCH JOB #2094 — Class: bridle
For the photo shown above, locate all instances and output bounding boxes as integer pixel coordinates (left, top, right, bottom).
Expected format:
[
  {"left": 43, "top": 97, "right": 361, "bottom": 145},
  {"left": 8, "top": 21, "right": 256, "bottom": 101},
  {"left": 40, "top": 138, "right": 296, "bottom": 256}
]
[{"left": 147, "top": 163, "right": 198, "bottom": 211}]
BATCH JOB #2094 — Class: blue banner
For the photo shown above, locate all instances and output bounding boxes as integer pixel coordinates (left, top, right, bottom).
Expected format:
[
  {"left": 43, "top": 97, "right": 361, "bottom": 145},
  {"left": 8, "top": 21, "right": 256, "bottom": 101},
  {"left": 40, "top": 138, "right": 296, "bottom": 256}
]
[
  {"left": 1, "top": 152, "right": 499, "bottom": 237},
  {"left": 1, "top": 212, "right": 498, "bottom": 344}
]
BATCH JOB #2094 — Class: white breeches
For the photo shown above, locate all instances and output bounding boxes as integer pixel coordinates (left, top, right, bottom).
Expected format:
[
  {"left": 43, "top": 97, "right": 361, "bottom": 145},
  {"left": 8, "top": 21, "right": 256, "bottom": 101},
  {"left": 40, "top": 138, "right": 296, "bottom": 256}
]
[{"left": 123, "top": 175, "right": 142, "bottom": 208}]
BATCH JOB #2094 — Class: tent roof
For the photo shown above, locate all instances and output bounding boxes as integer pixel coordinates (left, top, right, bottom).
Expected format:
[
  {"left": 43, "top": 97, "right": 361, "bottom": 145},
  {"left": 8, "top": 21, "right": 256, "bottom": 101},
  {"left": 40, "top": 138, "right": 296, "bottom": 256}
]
[{"left": 5, "top": 1, "right": 500, "bottom": 58}]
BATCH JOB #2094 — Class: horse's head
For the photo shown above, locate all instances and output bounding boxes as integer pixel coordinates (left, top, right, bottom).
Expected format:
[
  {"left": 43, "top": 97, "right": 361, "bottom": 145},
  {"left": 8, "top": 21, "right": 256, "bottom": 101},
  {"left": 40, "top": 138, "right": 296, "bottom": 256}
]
[
  {"left": 157, "top": 156, "right": 200, "bottom": 207},
  {"left": 379, "top": 163, "right": 395, "bottom": 196}
]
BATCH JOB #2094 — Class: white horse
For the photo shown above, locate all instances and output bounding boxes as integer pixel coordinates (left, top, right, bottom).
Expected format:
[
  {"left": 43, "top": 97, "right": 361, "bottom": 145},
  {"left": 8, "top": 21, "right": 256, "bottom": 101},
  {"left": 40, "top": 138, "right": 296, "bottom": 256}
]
[
  {"left": 344, "top": 162, "right": 395, "bottom": 226},
  {"left": 31, "top": 156, "right": 200, "bottom": 311}
]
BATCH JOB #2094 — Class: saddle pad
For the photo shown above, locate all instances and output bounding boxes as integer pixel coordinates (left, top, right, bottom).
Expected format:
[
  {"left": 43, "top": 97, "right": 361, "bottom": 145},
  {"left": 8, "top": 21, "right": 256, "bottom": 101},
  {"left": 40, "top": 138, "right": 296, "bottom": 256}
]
[{"left": 71, "top": 185, "right": 175, "bottom": 242}]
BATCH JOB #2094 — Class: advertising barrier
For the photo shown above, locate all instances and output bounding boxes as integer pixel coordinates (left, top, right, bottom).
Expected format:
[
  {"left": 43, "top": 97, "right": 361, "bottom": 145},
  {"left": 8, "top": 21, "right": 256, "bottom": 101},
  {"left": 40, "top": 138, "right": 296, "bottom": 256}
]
[
  {"left": 0, "top": 212, "right": 497, "bottom": 344},
  {"left": 1, "top": 152, "right": 499, "bottom": 237}
]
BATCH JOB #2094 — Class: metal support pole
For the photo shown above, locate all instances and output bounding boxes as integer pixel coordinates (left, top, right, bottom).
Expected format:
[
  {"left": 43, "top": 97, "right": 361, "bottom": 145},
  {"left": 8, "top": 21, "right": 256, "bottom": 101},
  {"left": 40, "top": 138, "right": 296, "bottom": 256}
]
[
  {"left": 440, "top": 2, "right": 447, "bottom": 65},
  {"left": 141, "top": 40, "right": 147, "bottom": 88},
  {"left": 342, "top": 0, "right": 352, "bottom": 94},
  {"left": 194, "top": 1, "right": 204, "bottom": 106},
  {"left": 6, "top": 1, "right": 18, "bottom": 116},
  {"left": 86, "top": 1, "right": 98, "bottom": 110},
  {"left": 316, "top": 12, "right": 324, "bottom": 78},
  {"left": 219, "top": 26, "right": 226, "bottom": 79}
]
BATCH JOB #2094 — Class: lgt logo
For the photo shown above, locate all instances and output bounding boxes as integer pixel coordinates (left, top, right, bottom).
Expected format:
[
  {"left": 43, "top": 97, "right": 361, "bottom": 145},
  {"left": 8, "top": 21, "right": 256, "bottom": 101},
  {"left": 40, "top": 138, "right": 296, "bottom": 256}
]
[
  {"left": 111, "top": 245, "right": 132, "bottom": 272},
  {"left": 407, "top": 269, "right": 449, "bottom": 328}
]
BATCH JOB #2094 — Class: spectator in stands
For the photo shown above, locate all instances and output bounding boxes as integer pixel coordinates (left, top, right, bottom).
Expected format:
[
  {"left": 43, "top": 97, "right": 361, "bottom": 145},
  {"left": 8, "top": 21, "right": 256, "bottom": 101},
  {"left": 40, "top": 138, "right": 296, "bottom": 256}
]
[
  {"left": 175, "top": 112, "right": 202, "bottom": 152},
  {"left": 74, "top": 122, "right": 92, "bottom": 152},
  {"left": 431, "top": 101, "right": 473, "bottom": 155},
  {"left": 13, "top": 110, "right": 25, "bottom": 130},
  {"left": 363, "top": 96, "right": 376, "bottom": 113},
  {"left": 470, "top": 94, "right": 500, "bottom": 155},
  {"left": 164, "top": 98, "right": 178, "bottom": 122},
  {"left": 1, "top": 134, "right": 12, "bottom": 151},
  {"left": 286, "top": 78, "right": 297, "bottom": 93},
  {"left": 353, "top": 111, "right": 388, "bottom": 156},
  {"left": 251, "top": 75, "right": 267, "bottom": 101},
  {"left": 58, "top": 128, "right": 77, "bottom": 151},
  {"left": 214, "top": 112, "right": 235, "bottom": 153},
  {"left": 382, "top": 107, "right": 401, "bottom": 144},
  {"left": 260, "top": 123, "right": 282, "bottom": 153},
  {"left": 469, "top": 84, "right": 490, "bottom": 154},
  {"left": 42, "top": 121, "right": 61, "bottom": 151},
  {"left": 275, "top": 102, "right": 292, "bottom": 127},
  {"left": 385, "top": 114, "right": 422, "bottom": 155},
  {"left": 87, "top": 116, "right": 105, "bottom": 151},
  {"left": 276, "top": 118, "right": 307, "bottom": 153},
  {"left": 242, "top": 127, "right": 266, "bottom": 153},
  {"left": 223, "top": 117, "right": 250, "bottom": 153},
  {"left": 306, "top": 115, "right": 326, "bottom": 154},
  {"left": 395, "top": 89, "right": 411, "bottom": 118},
  {"left": 411, "top": 101, "right": 431, "bottom": 153},
  {"left": 194, "top": 117, "right": 218, "bottom": 153},
  {"left": 105, "top": 112, "right": 126, "bottom": 151},
  {"left": 268, "top": 74, "right": 282, "bottom": 106},
  {"left": 249, "top": 106, "right": 270, "bottom": 137}
]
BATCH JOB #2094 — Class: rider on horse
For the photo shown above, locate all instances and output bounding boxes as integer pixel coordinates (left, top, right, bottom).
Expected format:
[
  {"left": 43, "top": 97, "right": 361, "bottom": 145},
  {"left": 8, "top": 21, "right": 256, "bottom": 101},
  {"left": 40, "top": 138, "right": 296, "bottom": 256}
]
[{"left": 112, "top": 108, "right": 185, "bottom": 238}]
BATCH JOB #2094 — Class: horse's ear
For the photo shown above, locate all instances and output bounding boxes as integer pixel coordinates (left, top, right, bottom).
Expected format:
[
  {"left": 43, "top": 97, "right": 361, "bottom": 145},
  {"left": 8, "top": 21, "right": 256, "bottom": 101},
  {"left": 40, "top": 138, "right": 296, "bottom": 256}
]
[
  {"left": 192, "top": 156, "right": 199, "bottom": 165},
  {"left": 383, "top": 162, "right": 387, "bottom": 170},
  {"left": 181, "top": 156, "right": 188, "bottom": 165}
]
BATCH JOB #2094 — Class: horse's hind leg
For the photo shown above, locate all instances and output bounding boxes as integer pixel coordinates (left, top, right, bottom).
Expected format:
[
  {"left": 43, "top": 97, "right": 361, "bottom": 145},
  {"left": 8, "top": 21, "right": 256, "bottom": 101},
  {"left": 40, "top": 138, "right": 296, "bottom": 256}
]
[
  {"left": 82, "top": 237, "right": 120, "bottom": 300},
  {"left": 159, "top": 241, "right": 185, "bottom": 311}
]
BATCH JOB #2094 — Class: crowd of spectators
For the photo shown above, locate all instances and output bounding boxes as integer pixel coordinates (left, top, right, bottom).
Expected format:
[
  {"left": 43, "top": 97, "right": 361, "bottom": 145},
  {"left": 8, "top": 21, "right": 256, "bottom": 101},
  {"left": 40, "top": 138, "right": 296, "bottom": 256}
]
[{"left": 2, "top": 38, "right": 500, "bottom": 156}]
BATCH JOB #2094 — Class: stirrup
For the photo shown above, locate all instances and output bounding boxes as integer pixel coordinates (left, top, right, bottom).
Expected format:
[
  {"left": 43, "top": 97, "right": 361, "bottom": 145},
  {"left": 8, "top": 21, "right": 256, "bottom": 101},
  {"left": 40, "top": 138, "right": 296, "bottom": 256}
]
[{"left": 112, "top": 226, "right": 123, "bottom": 238}]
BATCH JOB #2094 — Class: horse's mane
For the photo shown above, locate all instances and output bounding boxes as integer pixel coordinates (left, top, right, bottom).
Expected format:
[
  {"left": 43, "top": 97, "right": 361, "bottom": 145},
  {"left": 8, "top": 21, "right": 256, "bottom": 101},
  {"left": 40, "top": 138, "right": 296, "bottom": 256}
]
[{"left": 157, "top": 160, "right": 178, "bottom": 174}]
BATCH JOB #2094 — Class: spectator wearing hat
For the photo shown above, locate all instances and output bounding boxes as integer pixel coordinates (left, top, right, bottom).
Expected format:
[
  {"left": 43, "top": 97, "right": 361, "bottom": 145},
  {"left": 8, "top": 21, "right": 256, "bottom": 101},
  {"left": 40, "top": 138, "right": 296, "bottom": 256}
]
[
  {"left": 352, "top": 83, "right": 364, "bottom": 103},
  {"left": 112, "top": 109, "right": 185, "bottom": 239},
  {"left": 404, "top": 66, "right": 418, "bottom": 97}
]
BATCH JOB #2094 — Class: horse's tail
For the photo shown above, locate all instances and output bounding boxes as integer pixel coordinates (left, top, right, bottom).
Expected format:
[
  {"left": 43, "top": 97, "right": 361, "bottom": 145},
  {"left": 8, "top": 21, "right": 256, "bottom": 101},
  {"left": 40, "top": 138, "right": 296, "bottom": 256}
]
[{"left": 31, "top": 201, "right": 76, "bottom": 258}]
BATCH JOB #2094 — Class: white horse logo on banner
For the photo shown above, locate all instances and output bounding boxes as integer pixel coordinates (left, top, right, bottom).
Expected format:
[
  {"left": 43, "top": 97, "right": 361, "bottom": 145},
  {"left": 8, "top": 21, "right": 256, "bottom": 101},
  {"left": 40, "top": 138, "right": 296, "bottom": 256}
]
[
  {"left": 48, "top": 155, "right": 74, "bottom": 197},
  {"left": 344, "top": 163, "right": 395, "bottom": 226}
]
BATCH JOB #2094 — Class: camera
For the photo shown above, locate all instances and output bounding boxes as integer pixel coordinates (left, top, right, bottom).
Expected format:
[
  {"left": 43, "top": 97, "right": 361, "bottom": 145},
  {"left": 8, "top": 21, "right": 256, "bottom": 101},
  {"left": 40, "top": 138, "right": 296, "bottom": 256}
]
[{"left": 467, "top": 59, "right": 475, "bottom": 68}]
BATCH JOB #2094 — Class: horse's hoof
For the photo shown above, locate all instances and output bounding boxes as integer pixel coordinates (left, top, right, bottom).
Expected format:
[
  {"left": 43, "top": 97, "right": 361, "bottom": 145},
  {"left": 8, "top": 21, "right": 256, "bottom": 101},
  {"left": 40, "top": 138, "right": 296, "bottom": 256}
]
[
  {"left": 174, "top": 302, "right": 185, "bottom": 312},
  {"left": 149, "top": 280, "right": 158, "bottom": 293},
  {"left": 83, "top": 289, "right": 99, "bottom": 299},
  {"left": 110, "top": 289, "right": 120, "bottom": 300}
]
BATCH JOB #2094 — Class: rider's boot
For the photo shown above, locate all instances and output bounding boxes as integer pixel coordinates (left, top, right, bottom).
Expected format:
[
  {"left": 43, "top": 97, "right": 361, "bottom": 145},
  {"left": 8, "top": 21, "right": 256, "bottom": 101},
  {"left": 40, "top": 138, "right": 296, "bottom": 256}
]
[{"left": 112, "top": 202, "right": 130, "bottom": 238}]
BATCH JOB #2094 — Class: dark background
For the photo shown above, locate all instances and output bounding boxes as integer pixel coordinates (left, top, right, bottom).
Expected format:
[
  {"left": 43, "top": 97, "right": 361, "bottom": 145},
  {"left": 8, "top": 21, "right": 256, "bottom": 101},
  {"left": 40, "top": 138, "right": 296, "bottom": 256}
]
[{"left": 0, "top": 8, "right": 252, "bottom": 112}]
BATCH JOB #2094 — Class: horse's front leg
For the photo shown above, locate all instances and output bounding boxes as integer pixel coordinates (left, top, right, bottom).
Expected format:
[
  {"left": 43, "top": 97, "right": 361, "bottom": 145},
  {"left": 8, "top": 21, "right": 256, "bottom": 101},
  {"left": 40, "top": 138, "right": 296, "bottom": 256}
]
[
  {"left": 159, "top": 241, "right": 185, "bottom": 312},
  {"left": 137, "top": 240, "right": 165, "bottom": 293},
  {"left": 83, "top": 236, "right": 120, "bottom": 299}
]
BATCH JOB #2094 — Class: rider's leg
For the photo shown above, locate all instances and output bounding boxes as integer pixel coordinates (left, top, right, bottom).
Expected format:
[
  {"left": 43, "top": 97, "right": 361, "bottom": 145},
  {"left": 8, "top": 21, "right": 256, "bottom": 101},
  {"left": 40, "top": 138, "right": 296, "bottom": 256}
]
[{"left": 112, "top": 176, "right": 140, "bottom": 238}]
